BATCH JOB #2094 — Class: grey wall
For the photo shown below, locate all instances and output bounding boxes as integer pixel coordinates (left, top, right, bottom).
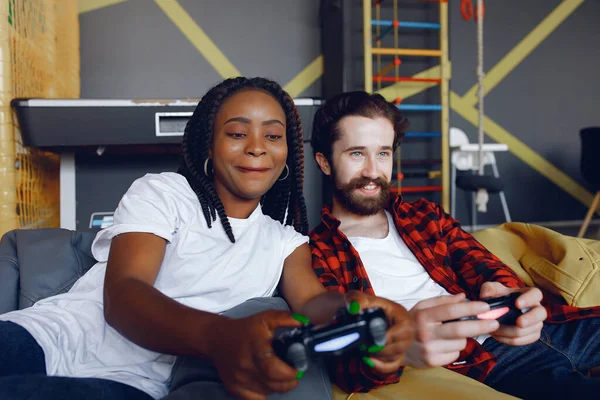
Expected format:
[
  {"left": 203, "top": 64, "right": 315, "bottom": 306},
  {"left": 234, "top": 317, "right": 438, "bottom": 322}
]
[
  {"left": 80, "top": 0, "right": 321, "bottom": 98},
  {"left": 449, "top": 0, "right": 600, "bottom": 226},
  {"left": 79, "top": 0, "right": 600, "bottom": 228}
]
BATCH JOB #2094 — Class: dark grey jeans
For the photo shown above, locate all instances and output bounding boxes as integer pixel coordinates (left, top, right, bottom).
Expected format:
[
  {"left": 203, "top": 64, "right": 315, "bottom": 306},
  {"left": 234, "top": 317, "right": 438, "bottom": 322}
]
[
  {"left": 0, "top": 321, "right": 152, "bottom": 400},
  {"left": 165, "top": 297, "right": 332, "bottom": 400}
]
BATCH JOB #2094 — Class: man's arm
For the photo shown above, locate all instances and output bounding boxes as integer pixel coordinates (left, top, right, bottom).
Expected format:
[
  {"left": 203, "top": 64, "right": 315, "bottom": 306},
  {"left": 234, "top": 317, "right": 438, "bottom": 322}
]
[
  {"left": 434, "top": 206, "right": 547, "bottom": 346},
  {"left": 435, "top": 205, "right": 526, "bottom": 297}
]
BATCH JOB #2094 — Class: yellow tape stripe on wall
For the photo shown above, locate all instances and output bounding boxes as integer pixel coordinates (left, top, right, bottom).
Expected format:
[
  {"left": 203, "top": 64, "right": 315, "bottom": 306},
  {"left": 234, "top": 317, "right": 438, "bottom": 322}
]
[
  {"left": 79, "top": 0, "right": 128, "bottom": 14},
  {"left": 284, "top": 55, "right": 323, "bottom": 98},
  {"left": 154, "top": 0, "right": 241, "bottom": 79}
]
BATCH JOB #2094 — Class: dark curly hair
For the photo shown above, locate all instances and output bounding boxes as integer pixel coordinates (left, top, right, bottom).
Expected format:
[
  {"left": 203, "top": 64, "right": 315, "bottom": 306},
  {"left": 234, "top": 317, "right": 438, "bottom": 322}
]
[
  {"left": 178, "top": 77, "right": 308, "bottom": 243},
  {"left": 311, "top": 91, "right": 409, "bottom": 161}
]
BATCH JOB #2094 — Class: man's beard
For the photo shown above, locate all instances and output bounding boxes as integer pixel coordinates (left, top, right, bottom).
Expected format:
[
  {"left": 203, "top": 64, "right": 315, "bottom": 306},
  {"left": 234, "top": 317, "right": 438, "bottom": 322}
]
[{"left": 331, "top": 172, "right": 390, "bottom": 216}]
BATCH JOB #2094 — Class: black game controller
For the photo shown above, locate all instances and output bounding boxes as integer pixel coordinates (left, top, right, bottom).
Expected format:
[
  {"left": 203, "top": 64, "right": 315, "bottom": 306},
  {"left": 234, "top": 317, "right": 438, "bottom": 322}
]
[
  {"left": 446, "top": 292, "right": 530, "bottom": 325},
  {"left": 272, "top": 307, "right": 388, "bottom": 372}
]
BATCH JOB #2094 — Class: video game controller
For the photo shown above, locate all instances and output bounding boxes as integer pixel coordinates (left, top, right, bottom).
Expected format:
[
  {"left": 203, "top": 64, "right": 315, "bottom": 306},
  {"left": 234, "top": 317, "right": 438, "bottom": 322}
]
[
  {"left": 446, "top": 292, "right": 531, "bottom": 325},
  {"left": 272, "top": 307, "right": 388, "bottom": 373}
]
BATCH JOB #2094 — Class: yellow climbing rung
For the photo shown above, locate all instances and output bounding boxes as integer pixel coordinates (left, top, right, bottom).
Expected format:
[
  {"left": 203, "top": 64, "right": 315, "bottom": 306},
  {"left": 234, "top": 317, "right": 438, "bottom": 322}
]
[{"left": 371, "top": 48, "right": 442, "bottom": 57}]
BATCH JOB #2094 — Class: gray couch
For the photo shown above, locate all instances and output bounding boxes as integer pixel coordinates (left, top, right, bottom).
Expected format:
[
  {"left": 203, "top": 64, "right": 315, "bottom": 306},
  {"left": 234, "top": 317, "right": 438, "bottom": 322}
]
[{"left": 0, "top": 228, "right": 332, "bottom": 400}]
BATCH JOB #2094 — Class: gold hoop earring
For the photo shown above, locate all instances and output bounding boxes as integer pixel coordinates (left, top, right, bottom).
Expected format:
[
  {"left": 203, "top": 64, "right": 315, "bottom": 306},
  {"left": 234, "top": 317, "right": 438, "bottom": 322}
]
[{"left": 278, "top": 165, "right": 289, "bottom": 181}]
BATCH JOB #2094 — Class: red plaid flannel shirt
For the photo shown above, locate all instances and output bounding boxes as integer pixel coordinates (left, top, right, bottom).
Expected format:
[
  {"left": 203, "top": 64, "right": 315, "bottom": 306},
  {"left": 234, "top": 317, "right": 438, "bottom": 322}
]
[{"left": 309, "top": 195, "right": 600, "bottom": 393}]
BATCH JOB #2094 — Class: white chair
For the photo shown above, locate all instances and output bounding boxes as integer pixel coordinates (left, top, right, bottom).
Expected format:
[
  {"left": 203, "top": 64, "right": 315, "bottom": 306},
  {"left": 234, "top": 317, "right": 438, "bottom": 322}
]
[{"left": 450, "top": 127, "right": 511, "bottom": 230}]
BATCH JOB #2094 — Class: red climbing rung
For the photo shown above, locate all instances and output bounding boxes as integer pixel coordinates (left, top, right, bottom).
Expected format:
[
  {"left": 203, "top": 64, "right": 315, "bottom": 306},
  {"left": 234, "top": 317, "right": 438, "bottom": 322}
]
[
  {"left": 391, "top": 185, "right": 443, "bottom": 193},
  {"left": 372, "top": 76, "right": 442, "bottom": 84}
]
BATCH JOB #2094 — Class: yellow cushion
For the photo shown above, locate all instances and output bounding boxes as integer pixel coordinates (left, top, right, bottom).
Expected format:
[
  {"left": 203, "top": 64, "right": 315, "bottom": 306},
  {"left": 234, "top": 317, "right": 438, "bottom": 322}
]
[
  {"left": 330, "top": 223, "right": 599, "bottom": 400},
  {"left": 472, "top": 223, "right": 600, "bottom": 307},
  {"left": 331, "top": 367, "right": 517, "bottom": 400}
]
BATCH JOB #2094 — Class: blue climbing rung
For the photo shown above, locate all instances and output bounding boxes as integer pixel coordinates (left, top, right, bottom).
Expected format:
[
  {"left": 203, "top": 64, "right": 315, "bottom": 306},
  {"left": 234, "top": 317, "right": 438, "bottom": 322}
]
[
  {"left": 371, "top": 20, "right": 441, "bottom": 30},
  {"left": 405, "top": 132, "right": 442, "bottom": 138},
  {"left": 398, "top": 104, "right": 443, "bottom": 111}
]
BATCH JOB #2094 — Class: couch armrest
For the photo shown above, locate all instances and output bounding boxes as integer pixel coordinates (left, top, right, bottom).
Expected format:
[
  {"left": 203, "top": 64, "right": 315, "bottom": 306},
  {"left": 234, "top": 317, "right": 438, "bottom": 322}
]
[
  {"left": 0, "top": 231, "right": 19, "bottom": 314},
  {"left": 0, "top": 228, "right": 98, "bottom": 313}
]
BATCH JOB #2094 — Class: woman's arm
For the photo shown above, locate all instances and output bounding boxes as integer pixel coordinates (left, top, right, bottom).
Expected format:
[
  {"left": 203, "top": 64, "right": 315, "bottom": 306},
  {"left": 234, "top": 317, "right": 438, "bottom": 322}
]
[
  {"left": 104, "top": 232, "right": 303, "bottom": 398},
  {"left": 103, "top": 232, "right": 227, "bottom": 359}
]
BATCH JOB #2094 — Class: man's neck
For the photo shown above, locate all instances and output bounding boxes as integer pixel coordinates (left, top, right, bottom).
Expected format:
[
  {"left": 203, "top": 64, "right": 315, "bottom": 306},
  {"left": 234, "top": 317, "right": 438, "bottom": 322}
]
[{"left": 331, "top": 199, "right": 389, "bottom": 239}]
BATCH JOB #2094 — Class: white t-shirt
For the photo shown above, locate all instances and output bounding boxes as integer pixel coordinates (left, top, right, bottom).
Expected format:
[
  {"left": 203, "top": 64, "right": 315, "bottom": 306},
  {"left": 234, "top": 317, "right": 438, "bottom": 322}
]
[
  {"left": 348, "top": 211, "right": 489, "bottom": 345},
  {"left": 347, "top": 211, "right": 451, "bottom": 311},
  {"left": 0, "top": 172, "right": 308, "bottom": 399}
]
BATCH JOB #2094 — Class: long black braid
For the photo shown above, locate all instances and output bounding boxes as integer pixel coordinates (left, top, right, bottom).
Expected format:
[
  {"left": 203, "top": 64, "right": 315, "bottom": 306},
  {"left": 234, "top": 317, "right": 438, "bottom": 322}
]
[{"left": 178, "top": 77, "right": 309, "bottom": 243}]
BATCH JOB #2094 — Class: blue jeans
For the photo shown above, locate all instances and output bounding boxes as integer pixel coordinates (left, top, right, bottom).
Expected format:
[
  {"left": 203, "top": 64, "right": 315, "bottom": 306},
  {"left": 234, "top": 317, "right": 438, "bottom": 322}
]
[
  {"left": 0, "top": 321, "right": 153, "bottom": 400},
  {"left": 483, "top": 318, "right": 600, "bottom": 399}
]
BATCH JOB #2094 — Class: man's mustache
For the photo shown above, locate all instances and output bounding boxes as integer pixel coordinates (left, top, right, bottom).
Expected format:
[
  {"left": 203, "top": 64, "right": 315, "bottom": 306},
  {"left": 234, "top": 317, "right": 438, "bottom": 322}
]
[{"left": 346, "top": 176, "right": 391, "bottom": 190}]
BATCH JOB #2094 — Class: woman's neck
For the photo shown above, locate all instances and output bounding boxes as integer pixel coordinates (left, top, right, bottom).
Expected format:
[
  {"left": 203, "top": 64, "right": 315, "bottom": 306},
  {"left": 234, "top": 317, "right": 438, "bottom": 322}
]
[{"left": 214, "top": 184, "right": 261, "bottom": 219}]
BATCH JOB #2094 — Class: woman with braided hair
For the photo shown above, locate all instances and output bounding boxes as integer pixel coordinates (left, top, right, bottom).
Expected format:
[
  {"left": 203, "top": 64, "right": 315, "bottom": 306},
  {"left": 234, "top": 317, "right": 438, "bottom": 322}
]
[
  {"left": 177, "top": 77, "right": 308, "bottom": 242},
  {"left": 0, "top": 77, "right": 414, "bottom": 400}
]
